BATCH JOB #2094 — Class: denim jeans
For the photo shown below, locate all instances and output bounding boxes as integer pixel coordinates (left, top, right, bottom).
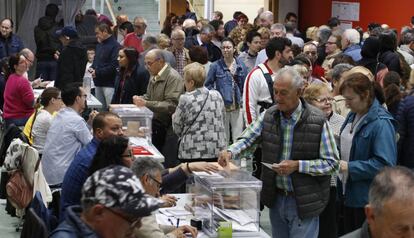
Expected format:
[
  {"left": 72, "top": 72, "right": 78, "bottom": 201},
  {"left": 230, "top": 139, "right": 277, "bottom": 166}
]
[
  {"left": 95, "top": 86, "right": 114, "bottom": 110},
  {"left": 36, "top": 60, "right": 58, "bottom": 82},
  {"left": 5, "top": 117, "right": 30, "bottom": 127},
  {"left": 269, "top": 195, "right": 319, "bottom": 238}
]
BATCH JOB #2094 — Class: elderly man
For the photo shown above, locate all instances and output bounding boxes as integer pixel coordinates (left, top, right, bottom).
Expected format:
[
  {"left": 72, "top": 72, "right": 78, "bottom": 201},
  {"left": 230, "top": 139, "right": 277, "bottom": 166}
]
[
  {"left": 131, "top": 158, "right": 198, "bottom": 238},
  {"left": 255, "top": 23, "right": 287, "bottom": 66},
  {"left": 342, "top": 29, "right": 362, "bottom": 62},
  {"left": 168, "top": 29, "right": 191, "bottom": 77},
  {"left": 138, "top": 34, "right": 176, "bottom": 69},
  {"left": 133, "top": 49, "right": 183, "bottom": 167},
  {"left": 50, "top": 165, "right": 162, "bottom": 238},
  {"left": 341, "top": 166, "right": 414, "bottom": 238},
  {"left": 184, "top": 24, "right": 221, "bottom": 62},
  {"left": 259, "top": 11, "right": 274, "bottom": 28},
  {"left": 397, "top": 29, "right": 414, "bottom": 66},
  {"left": 0, "top": 18, "right": 24, "bottom": 59},
  {"left": 124, "top": 16, "right": 147, "bottom": 53},
  {"left": 219, "top": 67, "right": 339, "bottom": 238}
]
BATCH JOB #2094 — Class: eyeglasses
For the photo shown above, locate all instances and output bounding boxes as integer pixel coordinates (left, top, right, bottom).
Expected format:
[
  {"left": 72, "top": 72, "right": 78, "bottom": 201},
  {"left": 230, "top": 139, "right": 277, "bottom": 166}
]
[
  {"left": 147, "top": 174, "right": 162, "bottom": 190},
  {"left": 104, "top": 207, "right": 140, "bottom": 227},
  {"left": 313, "top": 97, "right": 334, "bottom": 103},
  {"left": 144, "top": 58, "right": 160, "bottom": 67},
  {"left": 122, "top": 150, "right": 133, "bottom": 158},
  {"left": 23, "top": 55, "right": 34, "bottom": 64},
  {"left": 134, "top": 24, "right": 145, "bottom": 29},
  {"left": 305, "top": 51, "right": 317, "bottom": 56},
  {"left": 172, "top": 38, "right": 185, "bottom": 41}
]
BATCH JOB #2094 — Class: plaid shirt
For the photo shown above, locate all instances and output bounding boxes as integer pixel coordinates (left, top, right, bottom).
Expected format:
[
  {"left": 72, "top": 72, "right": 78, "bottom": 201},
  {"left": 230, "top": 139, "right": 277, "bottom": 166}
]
[
  {"left": 228, "top": 101, "right": 339, "bottom": 191},
  {"left": 169, "top": 47, "right": 189, "bottom": 77}
]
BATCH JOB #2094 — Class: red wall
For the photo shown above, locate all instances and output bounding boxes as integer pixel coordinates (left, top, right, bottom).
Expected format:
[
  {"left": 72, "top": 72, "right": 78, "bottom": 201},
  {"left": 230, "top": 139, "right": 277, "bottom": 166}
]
[{"left": 298, "top": 0, "right": 413, "bottom": 32}]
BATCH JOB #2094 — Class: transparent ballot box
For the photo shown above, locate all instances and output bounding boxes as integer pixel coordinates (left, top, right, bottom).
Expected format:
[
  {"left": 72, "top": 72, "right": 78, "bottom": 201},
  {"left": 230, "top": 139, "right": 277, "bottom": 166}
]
[
  {"left": 109, "top": 104, "right": 153, "bottom": 141},
  {"left": 193, "top": 170, "right": 262, "bottom": 237}
]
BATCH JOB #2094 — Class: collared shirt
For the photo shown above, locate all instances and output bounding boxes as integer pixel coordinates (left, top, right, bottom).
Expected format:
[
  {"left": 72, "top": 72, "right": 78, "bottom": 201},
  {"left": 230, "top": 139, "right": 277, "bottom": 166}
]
[
  {"left": 42, "top": 107, "right": 92, "bottom": 185},
  {"left": 60, "top": 137, "right": 100, "bottom": 221},
  {"left": 228, "top": 101, "right": 339, "bottom": 191},
  {"left": 196, "top": 34, "right": 203, "bottom": 46},
  {"left": 154, "top": 63, "right": 169, "bottom": 81},
  {"left": 172, "top": 48, "right": 186, "bottom": 76}
]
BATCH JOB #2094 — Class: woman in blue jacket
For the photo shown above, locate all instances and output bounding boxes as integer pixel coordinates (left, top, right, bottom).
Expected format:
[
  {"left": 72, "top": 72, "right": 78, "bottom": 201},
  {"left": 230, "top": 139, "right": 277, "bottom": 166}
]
[
  {"left": 205, "top": 37, "right": 247, "bottom": 144},
  {"left": 338, "top": 72, "right": 397, "bottom": 234}
]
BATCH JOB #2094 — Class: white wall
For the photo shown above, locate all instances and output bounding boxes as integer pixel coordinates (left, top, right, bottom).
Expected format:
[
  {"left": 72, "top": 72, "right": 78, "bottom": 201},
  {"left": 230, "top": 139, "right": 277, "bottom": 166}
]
[
  {"left": 213, "top": 0, "right": 265, "bottom": 23},
  {"left": 278, "top": 0, "right": 298, "bottom": 23}
]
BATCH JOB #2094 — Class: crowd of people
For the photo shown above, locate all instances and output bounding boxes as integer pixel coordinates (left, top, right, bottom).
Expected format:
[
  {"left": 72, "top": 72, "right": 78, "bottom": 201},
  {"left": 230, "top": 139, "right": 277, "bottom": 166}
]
[{"left": 1, "top": 2, "right": 414, "bottom": 238}]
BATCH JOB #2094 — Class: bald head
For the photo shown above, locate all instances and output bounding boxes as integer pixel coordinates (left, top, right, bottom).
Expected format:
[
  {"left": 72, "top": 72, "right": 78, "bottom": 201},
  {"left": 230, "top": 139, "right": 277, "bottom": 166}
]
[{"left": 145, "top": 49, "right": 166, "bottom": 76}]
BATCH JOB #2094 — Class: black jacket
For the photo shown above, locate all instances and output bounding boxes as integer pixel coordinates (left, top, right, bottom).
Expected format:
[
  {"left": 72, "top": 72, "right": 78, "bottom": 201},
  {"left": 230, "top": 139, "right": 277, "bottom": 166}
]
[
  {"left": 55, "top": 39, "right": 88, "bottom": 90},
  {"left": 184, "top": 35, "right": 222, "bottom": 62},
  {"left": 34, "top": 16, "right": 60, "bottom": 61},
  {"left": 111, "top": 64, "right": 149, "bottom": 104},
  {"left": 76, "top": 15, "right": 98, "bottom": 49}
]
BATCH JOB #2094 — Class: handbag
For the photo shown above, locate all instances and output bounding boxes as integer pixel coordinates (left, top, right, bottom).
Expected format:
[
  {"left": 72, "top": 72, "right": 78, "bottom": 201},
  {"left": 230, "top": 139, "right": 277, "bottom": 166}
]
[
  {"left": 6, "top": 147, "right": 33, "bottom": 209},
  {"left": 177, "top": 91, "right": 210, "bottom": 157}
]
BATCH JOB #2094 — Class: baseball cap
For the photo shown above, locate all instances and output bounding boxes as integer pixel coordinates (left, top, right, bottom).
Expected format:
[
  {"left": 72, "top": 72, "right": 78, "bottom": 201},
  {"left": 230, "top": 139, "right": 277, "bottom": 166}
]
[
  {"left": 81, "top": 165, "right": 162, "bottom": 218},
  {"left": 55, "top": 26, "right": 78, "bottom": 39}
]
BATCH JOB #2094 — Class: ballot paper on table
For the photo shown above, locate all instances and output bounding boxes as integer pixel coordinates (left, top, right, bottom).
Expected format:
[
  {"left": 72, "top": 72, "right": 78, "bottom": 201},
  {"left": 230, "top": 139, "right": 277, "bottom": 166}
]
[
  {"left": 208, "top": 203, "right": 258, "bottom": 232},
  {"left": 192, "top": 171, "right": 224, "bottom": 179},
  {"left": 159, "top": 207, "right": 192, "bottom": 217}
]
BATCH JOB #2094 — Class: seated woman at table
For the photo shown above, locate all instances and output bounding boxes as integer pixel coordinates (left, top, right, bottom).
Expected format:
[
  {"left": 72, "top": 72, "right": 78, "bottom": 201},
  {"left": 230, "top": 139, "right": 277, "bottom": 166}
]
[
  {"left": 172, "top": 62, "right": 227, "bottom": 162},
  {"left": 111, "top": 47, "right": 150, "bottom": 104},
  {"left": 23, "top": 87, "right": 63, "bottom": 153},
  {"left": 3, "top": 54, "right": 35, "bottom": 127}
]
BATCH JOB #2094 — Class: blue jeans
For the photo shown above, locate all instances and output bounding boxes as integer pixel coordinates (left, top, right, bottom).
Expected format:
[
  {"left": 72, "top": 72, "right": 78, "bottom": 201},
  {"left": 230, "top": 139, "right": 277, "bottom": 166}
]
[
  {"left": 36, "top": 60, "right": 58, "bottom": 82},
  {"left": 269, "top": 195, "right": 319, "bottom": 238},
  {"left": 5, "top": 117, "right": 30, "bottom": 127},
  {"left": 95, "top": 86, "right": 114, "bottom": 110}
]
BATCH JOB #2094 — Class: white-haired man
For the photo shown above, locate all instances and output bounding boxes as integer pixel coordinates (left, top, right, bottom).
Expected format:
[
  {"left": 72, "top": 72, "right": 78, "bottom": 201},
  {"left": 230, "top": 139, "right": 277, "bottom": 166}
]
[
  {"left": 219, "top": 67, "right": 339, "bottom": 238},
  {"left": 255, "top": 23, "right": 287, "bottom": 66},
  {"left": 342, "top": 29, "right": 362, "bottom": 62}
]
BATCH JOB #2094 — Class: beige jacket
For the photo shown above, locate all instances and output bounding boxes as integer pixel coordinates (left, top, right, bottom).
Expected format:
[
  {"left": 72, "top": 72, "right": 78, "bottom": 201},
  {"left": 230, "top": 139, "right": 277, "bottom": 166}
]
[
  {"left": 133, "top": 213, "right": 176, "bottom": 238},
  {"left": 144, "top": 64, "right": 184, "bottom": 127},
  {"left": 332, "top": 95, "right": 350, "bottom": 118}
]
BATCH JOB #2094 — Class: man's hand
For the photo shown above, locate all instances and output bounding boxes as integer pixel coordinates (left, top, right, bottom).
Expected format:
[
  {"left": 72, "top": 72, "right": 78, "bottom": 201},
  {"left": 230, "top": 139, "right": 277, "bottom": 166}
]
[
  {"left": 31, "top": 78, "right": 42, "bottom": 88},
  {"left": 88, "top": 68, "right": 96, "bottom": 78},
  {"left": 339, "top": 160, "right": 348, "bottom": 173},
  {"left": 273, "top": 160, "right": 299, "bottom": 176},
  {"left": 133, "top": 95, "right": 146, "bottom": 107},
  {"left": 188, "top": 162, "right": 219, "bottom": 174},
  {"left": 87, "top": 110, "right": 99, "bottom": 125},
  {"left": 218, "top": 150, "right": 232, "bottom": 168},
  {"left": 170, "top": 225, "right": 198, "bottom": 238},
  {"left": 160, "top": 194, "right": 177, "bottom": 207}
]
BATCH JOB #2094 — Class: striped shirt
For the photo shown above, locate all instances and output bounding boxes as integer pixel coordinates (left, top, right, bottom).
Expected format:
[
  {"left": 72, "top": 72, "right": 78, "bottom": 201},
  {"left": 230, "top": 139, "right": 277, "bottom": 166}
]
[{"left": 228, "top": 101, "right": 339, "bottom": 191}]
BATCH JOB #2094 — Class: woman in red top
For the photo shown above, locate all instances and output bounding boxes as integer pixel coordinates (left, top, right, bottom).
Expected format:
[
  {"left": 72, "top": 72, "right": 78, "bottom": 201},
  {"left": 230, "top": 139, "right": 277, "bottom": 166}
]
[{"left": 3, "top": 54, "right": 34, "bottom": 126}]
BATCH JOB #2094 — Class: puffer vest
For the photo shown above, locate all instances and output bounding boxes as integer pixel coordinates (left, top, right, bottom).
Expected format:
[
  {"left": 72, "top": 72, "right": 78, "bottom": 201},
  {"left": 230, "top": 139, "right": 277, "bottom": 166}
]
[{"left": 261, "top": 101, "right": 330, "bottom": 219}]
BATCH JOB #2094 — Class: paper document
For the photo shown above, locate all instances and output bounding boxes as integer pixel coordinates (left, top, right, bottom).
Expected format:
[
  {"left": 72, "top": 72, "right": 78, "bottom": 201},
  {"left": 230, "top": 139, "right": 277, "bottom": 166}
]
[
  {"left": 261, "top": 162, "right": 278, "bottom": 170},
  {"left": 192, "top": 171, "right": 224, "bottom": 179}
]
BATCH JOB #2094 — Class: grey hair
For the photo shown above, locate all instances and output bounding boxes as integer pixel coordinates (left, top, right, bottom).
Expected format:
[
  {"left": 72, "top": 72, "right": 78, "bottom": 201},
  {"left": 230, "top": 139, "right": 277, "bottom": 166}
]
[
  {"left": 401, "top": 30, "right": 414, "bottom": 45},
  {"left": 318, "top": 28, "right": 332, "bottom": 44},
  {"left": 149, "top": 49, "right": 166, "bottom": 61},
  {"left": 133, "top": 16, "right": 147, "bottom": 26},
  {"left": 270, "top": 23, "right": 286, "bottom": 34},
  {"left": 19, "top": 48, "right": 34, "bottom": 59},
  {"left": 331, "top": 63, "right": 353, "bottom": 81},
  {"left": 200, "top": 24, "right": 215, "bottom": 34},
  {"left": 182, "top": 19, "right": 196, "bottom": 29},
  {"left": 369, "top": 166, "right": 414, "bottom": 215},
  {"left": 143, "top": 34, "right": 157, "bottom": 46},
  {"left": 131, "top": 157, "right": 164, "bottom": 178},
  {"left": 343, "top": 29, "right": 360, "bottom": 45},
  {"left": 259, "top": 11, "right": 274, "bottom": 21},
  {"left": 275, "top": 66, "right": 304, "bottom": 89}
]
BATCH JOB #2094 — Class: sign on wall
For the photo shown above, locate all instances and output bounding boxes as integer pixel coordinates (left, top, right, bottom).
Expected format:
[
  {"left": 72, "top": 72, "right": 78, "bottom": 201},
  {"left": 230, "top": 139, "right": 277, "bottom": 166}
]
[{"left": 332, "top": 1, "right": 360, "bottom": 21}]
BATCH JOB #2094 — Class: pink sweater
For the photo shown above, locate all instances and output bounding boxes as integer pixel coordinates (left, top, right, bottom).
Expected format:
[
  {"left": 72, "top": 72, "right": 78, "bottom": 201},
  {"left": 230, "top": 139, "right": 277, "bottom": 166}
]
[{"left": 3, "top": 73, "right": 34, "bottom": 119}]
